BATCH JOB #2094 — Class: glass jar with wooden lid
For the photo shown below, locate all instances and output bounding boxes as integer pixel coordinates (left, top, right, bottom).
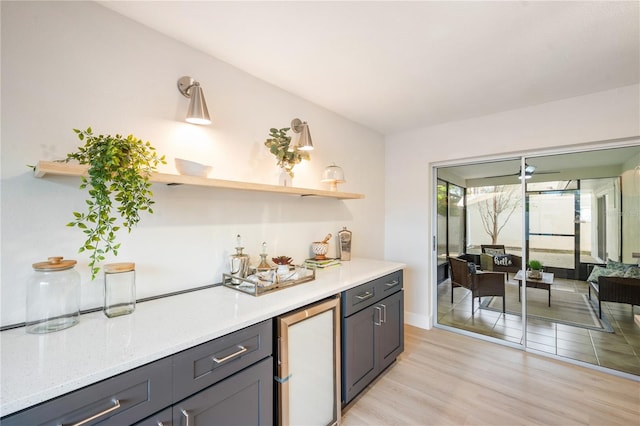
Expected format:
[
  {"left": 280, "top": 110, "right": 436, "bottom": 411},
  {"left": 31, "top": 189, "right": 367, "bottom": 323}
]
[{"left": 104, "top": 262, "right": 136, "bottom": 318}]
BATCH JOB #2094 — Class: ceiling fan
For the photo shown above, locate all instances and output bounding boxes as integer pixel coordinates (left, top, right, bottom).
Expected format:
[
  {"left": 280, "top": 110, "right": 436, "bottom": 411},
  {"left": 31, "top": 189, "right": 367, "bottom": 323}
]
[{"left": 486, "top": 164, "right": 559, "bottom": 180}]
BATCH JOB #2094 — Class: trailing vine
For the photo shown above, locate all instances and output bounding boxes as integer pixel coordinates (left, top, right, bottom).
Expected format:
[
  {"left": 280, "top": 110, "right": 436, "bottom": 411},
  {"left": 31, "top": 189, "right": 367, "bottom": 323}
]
[{"left": 65, "top": 127, "right": 165, "bottom": 279}]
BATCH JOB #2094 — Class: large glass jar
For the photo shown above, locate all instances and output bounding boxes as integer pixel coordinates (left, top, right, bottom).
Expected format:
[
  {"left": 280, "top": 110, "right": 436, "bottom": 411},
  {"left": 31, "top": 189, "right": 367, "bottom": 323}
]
[{"left": 26, "top": 256, "right": 80, "bottom": 334}]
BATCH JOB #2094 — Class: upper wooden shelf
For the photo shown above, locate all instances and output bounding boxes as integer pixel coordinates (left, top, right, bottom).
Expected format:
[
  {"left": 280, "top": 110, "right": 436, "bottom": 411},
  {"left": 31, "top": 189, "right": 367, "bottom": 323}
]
[{"left": 33, "top": 161, "right": 365, "bottom": 200}]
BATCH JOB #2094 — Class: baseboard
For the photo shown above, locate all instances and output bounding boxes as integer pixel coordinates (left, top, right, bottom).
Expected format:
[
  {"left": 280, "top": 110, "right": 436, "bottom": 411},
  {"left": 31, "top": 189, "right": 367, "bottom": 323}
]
[{"left": 405, "top": 311, "right": 432, "bottom": 329}]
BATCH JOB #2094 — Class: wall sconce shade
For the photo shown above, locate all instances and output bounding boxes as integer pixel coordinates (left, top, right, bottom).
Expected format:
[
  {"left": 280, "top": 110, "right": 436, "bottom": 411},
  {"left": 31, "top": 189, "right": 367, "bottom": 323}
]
[
  {"left": 177, "top": 76, "right": 211, "bottom": 125},
  {"left": 321, "top": 163, "right": 345, "bottom": 191},
  {"left": 518, "top": 172, "right": 532, "bottom": 180},
  {"left": 518, "top": 164, "right": 535, "bottom": 180},
  {"left": 291, "top": 118, "right": 313, "bottom": 151}
]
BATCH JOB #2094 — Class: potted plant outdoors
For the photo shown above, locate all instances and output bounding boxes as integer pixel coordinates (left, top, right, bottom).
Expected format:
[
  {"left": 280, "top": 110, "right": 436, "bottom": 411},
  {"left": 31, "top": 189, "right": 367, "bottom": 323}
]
[
  {"left": 64, "top": 127, "right": 166, "bottom": 279},
  {"left": 264, "top": 127, "right": 310, "bottom": 184},
  {"left": 527, "top": 260, "right": 543, "bottom": 279}
]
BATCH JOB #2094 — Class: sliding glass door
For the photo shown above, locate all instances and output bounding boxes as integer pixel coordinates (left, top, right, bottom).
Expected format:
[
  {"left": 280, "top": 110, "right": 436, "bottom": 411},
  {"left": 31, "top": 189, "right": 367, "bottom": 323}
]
[
  {"left": 434, "top": 143, "right": 640, "bottom": 377},
  {"left": 435, "top": 158, "right": 523, "bottom": 345}
]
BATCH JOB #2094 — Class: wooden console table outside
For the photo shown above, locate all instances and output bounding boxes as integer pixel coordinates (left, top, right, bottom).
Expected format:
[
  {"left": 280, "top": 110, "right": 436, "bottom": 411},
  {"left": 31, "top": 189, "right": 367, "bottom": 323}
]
[{"left": 514, "top": 270, "right": 555, "bottom": 306}]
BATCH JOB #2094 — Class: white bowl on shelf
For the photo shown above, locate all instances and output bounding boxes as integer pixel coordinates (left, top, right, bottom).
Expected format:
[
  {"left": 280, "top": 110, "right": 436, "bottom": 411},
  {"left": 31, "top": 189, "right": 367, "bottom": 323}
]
[{"left": 174, "top": 158, "right": 212, "bottom": 178}]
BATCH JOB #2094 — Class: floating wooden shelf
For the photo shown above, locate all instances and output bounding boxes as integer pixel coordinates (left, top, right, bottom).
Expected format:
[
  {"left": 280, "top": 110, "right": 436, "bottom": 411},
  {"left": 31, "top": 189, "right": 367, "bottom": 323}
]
[{"left": 33, "top": 161, "right": 365, "bottom": 200}]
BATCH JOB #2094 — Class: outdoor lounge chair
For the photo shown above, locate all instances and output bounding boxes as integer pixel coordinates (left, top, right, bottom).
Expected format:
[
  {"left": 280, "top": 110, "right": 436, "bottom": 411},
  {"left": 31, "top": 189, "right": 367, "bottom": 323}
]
[
  {"left": 449, "top": 256, "right": 506, "bottom": 313},
  {"left": 588, "top": 275, "right": 640, "bottom": 318},
  {"left": 480, "top": 244, "right": 523, "bottom": 279}
]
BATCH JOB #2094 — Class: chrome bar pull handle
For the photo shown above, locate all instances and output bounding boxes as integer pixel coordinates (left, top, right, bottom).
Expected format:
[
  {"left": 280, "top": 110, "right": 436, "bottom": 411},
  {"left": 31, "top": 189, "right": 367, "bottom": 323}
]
[
  {"left": 62, "top": 399, "right": 121, "bottom": 426},
  {"left": 374, "top": 306, "right": 382, "bottom": 326},
  {"left": 181, "top": 408, "right": 190, "bottom": 426},
  {"left": 384, "top": 280, "right": 399, "bottom": 288},
  {"left": 380, "top": 304, "right": 387, "bottom": 323},
  {"left": 356, "top": 291, "right": 373, "bottom": 301},
  {"left": 212, "top": 345, "right": 247, "bottom": 364}
]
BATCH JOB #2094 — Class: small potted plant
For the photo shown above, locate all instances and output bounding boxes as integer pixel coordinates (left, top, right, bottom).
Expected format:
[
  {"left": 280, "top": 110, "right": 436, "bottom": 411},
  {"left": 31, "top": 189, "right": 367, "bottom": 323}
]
[
  {"left": 527, "top": 260, "right": 543, "bottom": 279},
  {"left": 264, "top": 127, "right": 310, "bottom": 183},
  {"left": 64, "top": 127, "right": 165, "bottom": 279},
  {"left": 272, "top": 256, "right": 293, "bottom": 273}
]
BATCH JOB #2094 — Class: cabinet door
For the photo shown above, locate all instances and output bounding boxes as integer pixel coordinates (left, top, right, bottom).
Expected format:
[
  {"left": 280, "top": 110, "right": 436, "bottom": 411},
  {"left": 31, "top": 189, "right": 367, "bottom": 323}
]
[
  {"left": 134, "top": 408, "right": 173, "bottom": 426},
  {"left": 342, "top": 306, "right": 377, "bottom": 404},
  {"left": 377, "top": 290, "right": 404, "bottom": 372},
  {"left": 173, "top": 356, "right": 273, "bottom": 426}
]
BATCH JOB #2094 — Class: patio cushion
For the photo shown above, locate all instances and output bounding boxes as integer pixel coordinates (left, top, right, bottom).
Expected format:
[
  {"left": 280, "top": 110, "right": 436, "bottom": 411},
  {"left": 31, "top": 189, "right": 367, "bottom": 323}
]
[
  {"left": 493, "top": 254, "right": 513, "bottom": 266},
  {"left": 624, "top": 266, "right": 640, "bottom": 279},
  {"left": 588, "top": 265, "right": 625, "bottom": 283},
  {"left": 587, "top": 266, "right": 606, "bottom": 283},
  {"left": 606, "top": 259, "right": 637, "bottom": 272},
  {"left": 484, "top": 247, "right": 505, "bottom": 256}
]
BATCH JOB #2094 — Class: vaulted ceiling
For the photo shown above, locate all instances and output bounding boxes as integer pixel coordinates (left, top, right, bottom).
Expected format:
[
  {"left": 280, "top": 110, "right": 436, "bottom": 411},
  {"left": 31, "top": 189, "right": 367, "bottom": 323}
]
[{"left": 100, "top": 1, "right": 639, "bottom": 135}]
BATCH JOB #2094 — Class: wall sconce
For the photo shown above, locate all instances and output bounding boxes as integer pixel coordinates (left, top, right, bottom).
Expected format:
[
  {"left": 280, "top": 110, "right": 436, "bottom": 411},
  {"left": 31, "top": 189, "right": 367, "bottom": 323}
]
[
  {"left": 518, "top": 164, "right": 535, "bottom": 180},
  {"left": 177, "top": 76, "right": 211, "bottom": 125},
  {"left": 321, "top": 163, "right": 345, "bottom": 191},
  {"left": 291, "top": 118, "right": 314, "bottom": 151}
]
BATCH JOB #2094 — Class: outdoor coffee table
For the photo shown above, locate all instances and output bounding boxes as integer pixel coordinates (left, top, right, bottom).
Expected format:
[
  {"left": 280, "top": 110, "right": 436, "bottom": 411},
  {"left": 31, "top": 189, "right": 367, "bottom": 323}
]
[{"left": 514, "top": 270, "right": 555, "bottom": 306}]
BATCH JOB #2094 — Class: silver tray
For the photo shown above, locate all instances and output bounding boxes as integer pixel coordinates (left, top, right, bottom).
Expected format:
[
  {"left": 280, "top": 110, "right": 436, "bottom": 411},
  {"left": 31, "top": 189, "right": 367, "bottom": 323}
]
[{"left": 222, "top": 265, "right": 315, "bottom": 297}]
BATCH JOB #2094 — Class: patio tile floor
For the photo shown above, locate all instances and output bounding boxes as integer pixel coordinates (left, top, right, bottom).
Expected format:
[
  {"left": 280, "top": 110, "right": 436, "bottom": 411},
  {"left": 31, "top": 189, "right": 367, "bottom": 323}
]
[{"left": 438, "top": 276, "right": 640, "bottom": 377}]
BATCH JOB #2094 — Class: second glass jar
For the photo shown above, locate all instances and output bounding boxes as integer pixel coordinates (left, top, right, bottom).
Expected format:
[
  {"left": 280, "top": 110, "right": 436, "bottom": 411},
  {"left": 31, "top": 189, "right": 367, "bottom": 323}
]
[{"left": 104, "top": 262, "right": 136, "bottom": 318}]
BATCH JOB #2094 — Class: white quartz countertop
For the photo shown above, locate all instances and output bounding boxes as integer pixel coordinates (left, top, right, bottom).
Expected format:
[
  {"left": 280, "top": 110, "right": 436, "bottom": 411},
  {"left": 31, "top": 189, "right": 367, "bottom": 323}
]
[{"left": 0, "top": 258, "right": 404, "bottom": 417}]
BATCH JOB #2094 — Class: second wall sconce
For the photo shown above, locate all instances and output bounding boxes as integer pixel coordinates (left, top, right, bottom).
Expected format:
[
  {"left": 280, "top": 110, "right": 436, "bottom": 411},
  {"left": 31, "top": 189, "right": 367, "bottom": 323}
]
[
  {"left": 177, "top": 76, "right": 211, "bottom": 125},
  {"left": 291, "top": 118, "right": 314, "bottom": 151}
]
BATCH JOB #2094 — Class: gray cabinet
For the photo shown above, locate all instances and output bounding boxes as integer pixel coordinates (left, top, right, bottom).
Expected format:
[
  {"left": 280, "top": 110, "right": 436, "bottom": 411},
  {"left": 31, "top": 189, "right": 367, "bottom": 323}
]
[
  {"left": 172, "top": 357, "right": 273, "bottom": 426},
  {"left": 171, "top": 320, "right": 273, "bottom": 426},
  {"left": 341, "top": 271, "right": 403, "bottom": 404},
  {"left": 2, "top": 320, "right": 272, "bottom": 426},
  {"left": 173, "top": 319, "right": 272, "bottom": 402},
  {"left": 135, "top": 408, "right": 173, "bottom": 426},
  {"left": 2, "top": 357, "right": 173, "bottom": 426}
]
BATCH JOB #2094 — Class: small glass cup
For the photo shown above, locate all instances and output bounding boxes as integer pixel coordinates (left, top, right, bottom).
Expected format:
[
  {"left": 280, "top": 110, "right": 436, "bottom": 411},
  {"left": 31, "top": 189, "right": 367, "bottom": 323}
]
[{"left": 104, "top": 262, "right": 136, "bottom": 318}]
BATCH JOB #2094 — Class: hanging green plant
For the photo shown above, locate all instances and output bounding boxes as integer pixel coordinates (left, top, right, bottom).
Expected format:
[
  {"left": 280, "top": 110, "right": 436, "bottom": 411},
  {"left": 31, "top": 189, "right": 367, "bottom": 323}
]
[
  {"left": 65, "top": 127, "right": 166, "bottom": 279},
  {"left": 264, "top": 127, "right": 310, "bottom": 178}
]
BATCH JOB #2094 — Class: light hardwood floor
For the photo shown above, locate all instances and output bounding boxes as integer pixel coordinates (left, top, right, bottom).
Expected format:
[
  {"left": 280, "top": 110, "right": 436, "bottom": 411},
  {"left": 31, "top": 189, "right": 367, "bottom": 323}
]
[{"left": 341, "top": 325, "right": 640, "bottom": 425}]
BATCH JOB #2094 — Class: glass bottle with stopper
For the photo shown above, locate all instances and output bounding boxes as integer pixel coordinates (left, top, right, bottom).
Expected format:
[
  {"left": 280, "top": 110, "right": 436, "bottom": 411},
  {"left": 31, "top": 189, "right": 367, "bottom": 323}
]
[
  {"left": 257, "top": 242, "right": 271, "bottom": 271},
  {"left": 229, "top": 234, "right": 250, "bottom": 285}
]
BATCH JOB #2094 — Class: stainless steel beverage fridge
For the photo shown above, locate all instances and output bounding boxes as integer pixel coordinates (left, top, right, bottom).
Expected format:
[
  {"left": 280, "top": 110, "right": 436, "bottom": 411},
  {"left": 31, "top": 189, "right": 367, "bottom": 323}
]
[{"left": 275, "top": 297, "right": 341, "bottom": 426}]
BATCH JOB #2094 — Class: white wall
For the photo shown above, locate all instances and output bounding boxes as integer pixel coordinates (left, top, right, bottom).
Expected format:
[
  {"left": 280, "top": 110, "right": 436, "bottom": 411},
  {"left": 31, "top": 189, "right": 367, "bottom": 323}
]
[
  {"left": 385, "top": 84, "right": 640, "bottom": 329},
  {"left": 0, "top": 1, "right": 386, "bottom": 326}
]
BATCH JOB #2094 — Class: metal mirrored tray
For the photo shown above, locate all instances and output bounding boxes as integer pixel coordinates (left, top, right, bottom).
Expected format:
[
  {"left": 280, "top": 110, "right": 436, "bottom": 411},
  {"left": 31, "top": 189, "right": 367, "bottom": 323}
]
[{"left": 222, "top": 265, "right": 315, "bottom": 297}]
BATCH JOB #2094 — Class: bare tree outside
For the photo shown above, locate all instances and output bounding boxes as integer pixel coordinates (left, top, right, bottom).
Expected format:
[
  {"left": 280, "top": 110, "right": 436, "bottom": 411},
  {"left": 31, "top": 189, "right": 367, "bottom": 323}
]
[{"left": 472, "top": 185, "right": 520, "bottom": 244}]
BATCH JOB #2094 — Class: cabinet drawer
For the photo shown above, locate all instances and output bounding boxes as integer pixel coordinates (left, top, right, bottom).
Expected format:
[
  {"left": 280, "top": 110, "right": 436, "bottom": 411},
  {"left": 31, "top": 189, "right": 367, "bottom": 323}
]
[
  {"left": 2, "top": 357, "right": 172, "bottom": 426},
  {"left": 173, "top": 320, "right": 272, "bottom": 402},
  {"left": 342, "top": 271, "right": 403, "bottom": 317},
  {"left": 342, "top": 281, "right": 378, "bottom": 317},
  {"left": 376, "top": 270, "right": 403, "bottom": 298}
]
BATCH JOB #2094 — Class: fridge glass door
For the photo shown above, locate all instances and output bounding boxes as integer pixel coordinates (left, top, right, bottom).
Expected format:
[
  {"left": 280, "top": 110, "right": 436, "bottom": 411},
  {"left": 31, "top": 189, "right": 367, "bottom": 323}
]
[{"left": 277, "top": 297, "right": 340, "bottom": 426}]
